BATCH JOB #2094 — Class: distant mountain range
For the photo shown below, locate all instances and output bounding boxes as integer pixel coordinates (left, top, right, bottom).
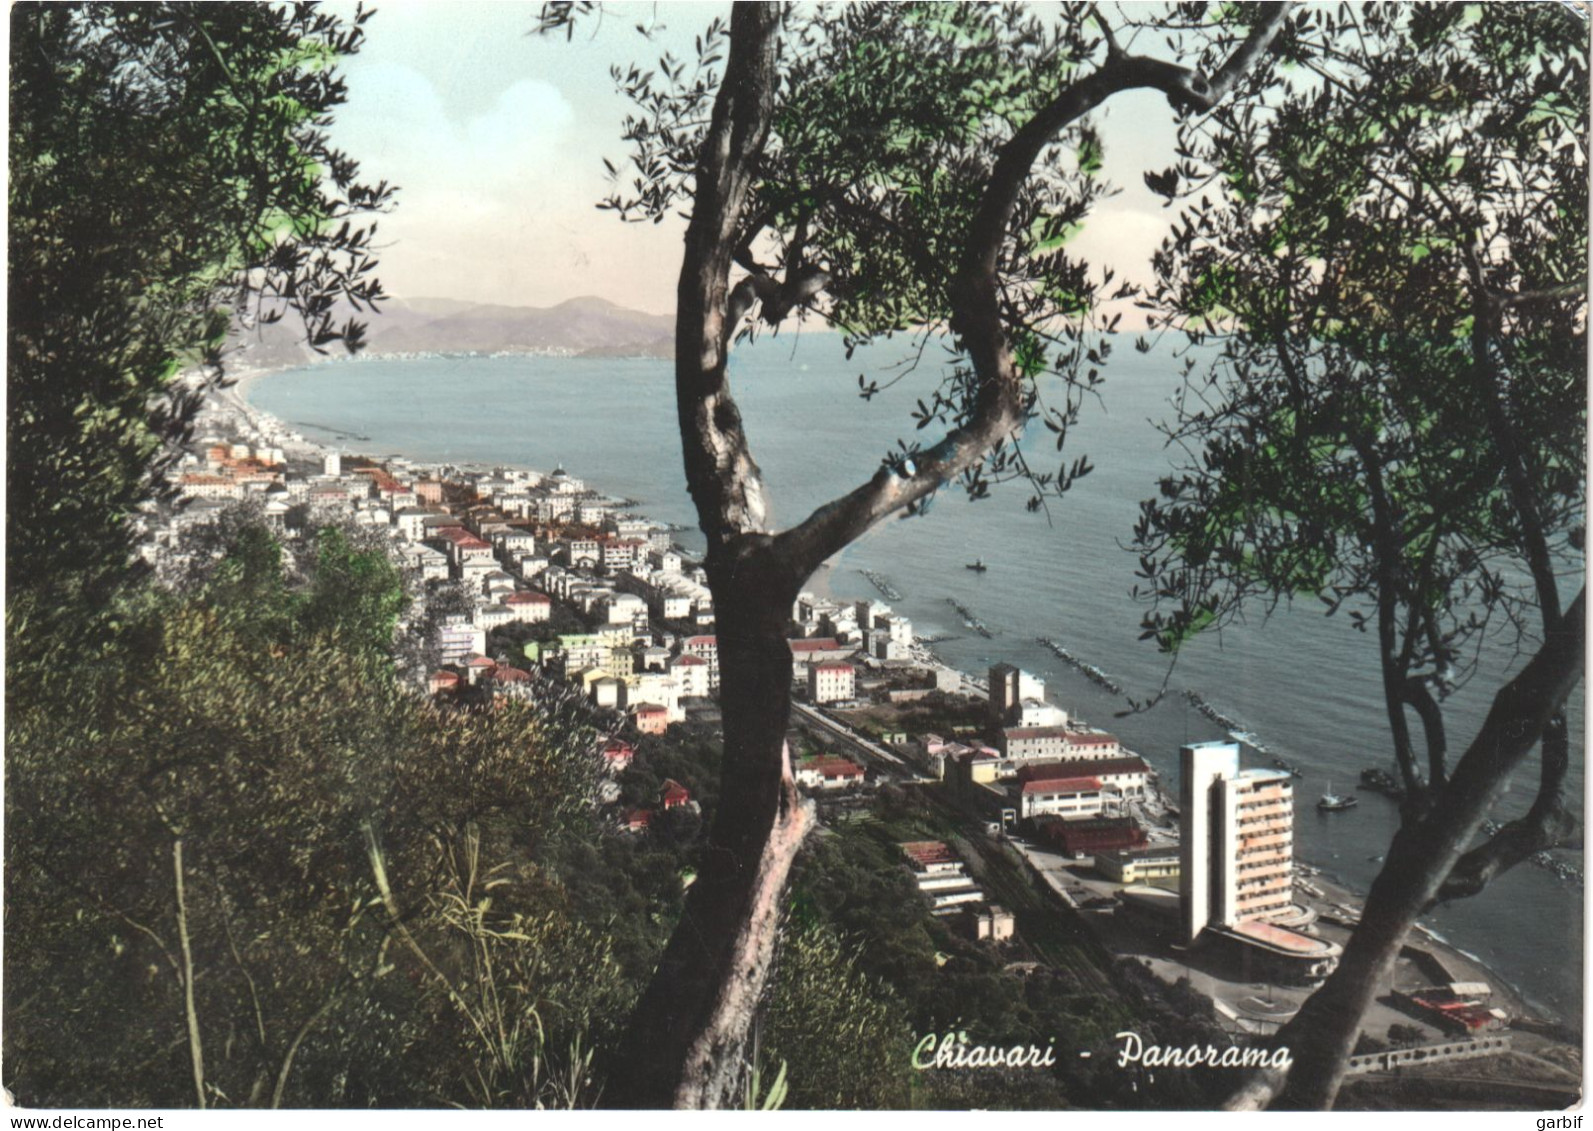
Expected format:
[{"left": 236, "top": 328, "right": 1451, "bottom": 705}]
[{"left": 231, "top": 295, "right": 674, "bottom": 369}]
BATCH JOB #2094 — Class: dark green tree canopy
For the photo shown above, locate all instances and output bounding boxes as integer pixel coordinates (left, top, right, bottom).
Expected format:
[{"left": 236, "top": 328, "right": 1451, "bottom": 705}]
[
  {"left": 8, "top": 2, "right": 391, "bottom": 648},
  {"left": 1134, "top": 2, "right": 1584, "bottom": 662}
]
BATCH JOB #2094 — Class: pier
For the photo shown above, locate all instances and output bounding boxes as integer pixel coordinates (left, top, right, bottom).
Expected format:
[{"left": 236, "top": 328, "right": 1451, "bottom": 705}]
[
  {"left": 857, "top": 568, "right": 902, "bottom": 601},
  {"left": 1034, "top": 636, "right": 1123, "bottom": 695},
  {"left": 945, "top": 597, "right": 993, "bottom": 638}
]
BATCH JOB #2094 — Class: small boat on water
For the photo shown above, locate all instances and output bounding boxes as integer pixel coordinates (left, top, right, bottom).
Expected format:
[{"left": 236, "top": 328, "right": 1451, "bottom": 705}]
[
  {"left": 1318, "top": 784, "right": 1358, "bottom": 812},
  {"left": 965, "top": 559, "right": 988, "bottom": 572}
]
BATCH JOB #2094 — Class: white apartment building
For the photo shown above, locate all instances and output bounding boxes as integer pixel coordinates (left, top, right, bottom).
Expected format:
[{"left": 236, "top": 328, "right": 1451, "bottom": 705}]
[
  {"left": 502, "top": 591, "right": 552, "bottom": 622},
  {"left": 808, "top": 660, "right": 856, "bottom": 705},
  {"left": 681, "top": 636, "right": 720, "bottom": 692},
  {"left": 565, "top": 539, "right": 600, "bottom": 569},
  {"left": 603, "top": 592, "right": 649, "bottom": 627},
  {"left": 1016, "top": 699, "right": 1069, "bottom": 727},
  {"left": 669, "top": 654, "right": 711, "bottom": 698},
  {"left": 627, "top": 671, "right": 684, "bottom": 723},
  {"left": 1179, "top": 741, "right": 1296, "bottom": 943},
  {"left": 436, "top": 615, "right": 487, "bottom": 666},
  {"left": 601, "top": 538, "right": 648, "bottom": 572},
  {"left": 493, "top": 530, "right": 536, "bottom": 556},
  {"left": 999, "top": 727, "right": 1121, "bottom": 763},
  {"left": 1019, "top": 775, "right": 1104, "bottom": 820}
]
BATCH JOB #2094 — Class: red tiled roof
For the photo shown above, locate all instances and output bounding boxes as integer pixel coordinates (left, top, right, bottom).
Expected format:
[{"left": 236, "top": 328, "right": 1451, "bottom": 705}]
[
  {"left": 789, "top": 638, "right": 843, "bottom": 653},
  {"left": 623, "top": 808, "right": 652, "bottom": 829},
  {"left": 672, "top": 654, "right": 707, "bottom": 666},
  {"left": 438, "top": 527, "right": 490, "bottom": 548},
  {"left": 465, "top": 655, "right": 496, "bottom": 668},
  {"left": 801, "top": 755, "right": 864, "bottom": 778},
  {"left": 1020, "top": 776, "right": 1102, "bottom": 796},
  {"left": 490, "top": 667, "right": 531, "bottom": 683},
  {"left": 900, "top": 841, "right": 958, "bottom": 867},
  {"left": 684, "top": 635, "right": 717, "bottom": 648},
  {"left": 813, "top": 660, "right": 854, "bottom": 673},
  {"left": 1232, "top": 919, "right": 1326, "bottom": 954},
  {"left": 661, "top": 779, "right": 690, "bottom": 805},
  {"left": 354, "top": 466, "right": 405, "bottom": 491},
  {"left": 1017, "top": 756, "right": 1149, "bottom": 782},
  {"left": 504, "top": 591, "right": 551, "bottom": 604},
  {"left": 634, "top": 703, "right": 667, "bottom": 716}
]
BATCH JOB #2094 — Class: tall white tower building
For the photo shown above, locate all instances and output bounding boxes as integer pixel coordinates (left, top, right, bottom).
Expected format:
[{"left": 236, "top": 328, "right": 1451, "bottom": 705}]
[{"left": 1179, "top": 741, "right": 1296, "bottom": 943}]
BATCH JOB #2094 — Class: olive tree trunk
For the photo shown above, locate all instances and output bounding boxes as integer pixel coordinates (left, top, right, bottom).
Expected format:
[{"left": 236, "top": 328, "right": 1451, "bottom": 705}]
[{"left": 606, "top": 2, "right": 1292, "bottom": 1107}]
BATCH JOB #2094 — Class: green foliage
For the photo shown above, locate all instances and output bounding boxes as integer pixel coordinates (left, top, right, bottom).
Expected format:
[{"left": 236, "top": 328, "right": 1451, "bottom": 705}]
[
  {"left": 762, "top": 918, "right": 911, "bottom": 1109},
  {"left": 7, "top": 2, "right": 391, "bottom": 660},
  {"left": 614, "top": 719, "right": 723, "bottom": 814},
  {"left": 531, "top": 719, "right": 728, "bottom": 1010},
  {"left": 296, "top": 526, "right": 406, "bottom": 664},
  {"left": 4, "top": 522, "right": 608, "bottom": 1108},
  {"left": 1134, "top": 4, "right": 1585, "bottom": 680},
  {"left": 741, "top": 1053, "right": 789, "bottom": 1111}
]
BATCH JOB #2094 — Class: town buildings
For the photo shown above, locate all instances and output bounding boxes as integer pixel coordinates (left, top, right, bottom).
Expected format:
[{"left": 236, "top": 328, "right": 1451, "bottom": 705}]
[
  {"left": 998, "top": 726, "right": 1121, "bottom": 763},
  {"left": 900, "top": 841, "right": 985, "bottom": 913},
  {"left": 1018, "top": 774, "right": 1104, "bottom": 821},
  {"left": 794, "top": 753, "right": 866, "bottom": 790},
  {"left": 1095, "top": 844, "right": 1181, "bottom": 886},
  {"left": 899, "top": 841, "right": 1014, "bottom": 944},
  {"left": 808, "top": 659, "right": 856, "bottom": 705}
]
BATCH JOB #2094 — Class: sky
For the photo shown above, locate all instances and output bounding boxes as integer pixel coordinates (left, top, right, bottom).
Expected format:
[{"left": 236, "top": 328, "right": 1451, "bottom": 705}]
[{"left": 328, "top": 2, "right": 1185, "bottom": 317}]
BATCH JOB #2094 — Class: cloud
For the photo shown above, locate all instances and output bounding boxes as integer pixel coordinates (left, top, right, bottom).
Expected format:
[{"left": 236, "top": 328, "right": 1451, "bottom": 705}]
[
  {"left": 335, "top": 64, "right": 574, "bottom": 193},
  {"left": 464, "top": 80, "right": 575, "bottom": 176},
  {"left": 330, "top": 60, "right": 637, "bottom": 308}
]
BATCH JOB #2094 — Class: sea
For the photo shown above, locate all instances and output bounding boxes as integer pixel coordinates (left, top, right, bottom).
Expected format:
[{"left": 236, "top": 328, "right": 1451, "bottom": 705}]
[{"left": 250, "top": 331, "right": 1585, "bottom": 1022}]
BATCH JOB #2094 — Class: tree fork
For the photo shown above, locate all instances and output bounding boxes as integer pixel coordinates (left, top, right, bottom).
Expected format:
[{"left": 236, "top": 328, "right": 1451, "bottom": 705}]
[{"left": 609, "top": 1, "right": 1294, "bottom": 1107}]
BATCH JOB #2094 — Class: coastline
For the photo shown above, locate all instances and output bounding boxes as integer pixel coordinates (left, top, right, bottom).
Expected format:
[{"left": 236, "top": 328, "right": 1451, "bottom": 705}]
[
  {"left": 208, "top": 363, "right": 331, "bottom": 465},
  {"left": 226, "top": 363, "right": 1566, "bottom": 1034}
]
